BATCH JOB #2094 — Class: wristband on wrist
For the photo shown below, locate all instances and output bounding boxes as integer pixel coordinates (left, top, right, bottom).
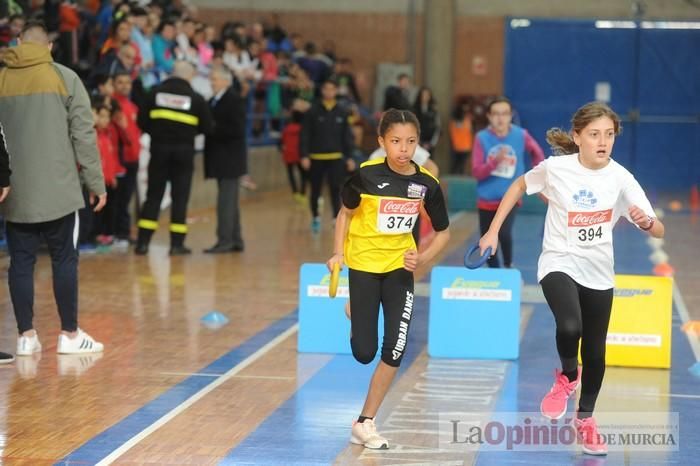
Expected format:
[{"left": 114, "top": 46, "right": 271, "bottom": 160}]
[{"left": 640, "top": 216, "right": 655, "bottom": 231}]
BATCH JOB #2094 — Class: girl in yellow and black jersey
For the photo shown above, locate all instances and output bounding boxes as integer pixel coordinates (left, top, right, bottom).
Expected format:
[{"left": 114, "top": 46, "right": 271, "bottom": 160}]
[{"left": 326, "top": 109, "right": 450, "bottom": 450}]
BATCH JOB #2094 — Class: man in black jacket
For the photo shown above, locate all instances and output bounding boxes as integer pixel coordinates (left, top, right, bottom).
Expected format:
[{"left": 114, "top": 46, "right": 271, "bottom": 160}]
[
  {"left": 135, "top": 61, "right": 213, "bottom": 255},
  {"left": 300, "top": 79, "right": 355, "bottom": 233},
  {"left": 203, "top": 67, "right": 247, "bottom": 253},
  {"left": 0, "top": 121, "right": 14, "bottom": 363}
]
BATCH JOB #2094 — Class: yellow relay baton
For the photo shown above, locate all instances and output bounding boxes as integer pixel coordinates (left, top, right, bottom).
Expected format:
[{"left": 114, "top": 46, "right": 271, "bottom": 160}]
[{"left": 329, "top": 262, "right": 340, "bottom": 298}]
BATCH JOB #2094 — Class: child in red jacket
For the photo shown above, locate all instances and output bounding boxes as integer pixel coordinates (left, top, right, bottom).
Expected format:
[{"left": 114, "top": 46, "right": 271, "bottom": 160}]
[
  {"left": 280, "top": 111, "right": 307, "bottom": 202},
  {"left": 94, "top": 101, "right": 124, "bottom": 245}
]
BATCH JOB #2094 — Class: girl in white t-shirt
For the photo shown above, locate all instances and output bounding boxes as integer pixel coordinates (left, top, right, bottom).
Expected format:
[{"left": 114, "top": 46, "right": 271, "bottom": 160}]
[{"left": 479, "top": 102, "right": 665, "bottom": 456}]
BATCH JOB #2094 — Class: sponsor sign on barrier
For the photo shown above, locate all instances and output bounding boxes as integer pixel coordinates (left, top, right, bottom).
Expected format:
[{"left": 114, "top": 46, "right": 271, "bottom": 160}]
[
  {"left": 597, "top": 275, "right": 673, "bottom": 369},
  {"left": 428, "top": 266, "right": 521, "bottom": 359},
  {"left": 298, "top": 263, "right": 384, "bottom": 354}
]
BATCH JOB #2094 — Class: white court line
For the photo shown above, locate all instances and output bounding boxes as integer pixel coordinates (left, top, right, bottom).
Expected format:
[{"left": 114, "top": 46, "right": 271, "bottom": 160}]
[
  {"left": 159, "top": 372, "right": 222, "bottom": 377},
  {"left": 233, "top": 374, "right": 295, "bottom": 380},
  {"left": 96, "top": 323, "right": 298, "bottom": 466},
  {"left": 647, "top": 393, "right": 700, "bottom": 400},
  {"left": 673, "top": 282, "right": 700, "bottom": 362},
  {"left": 160, "top": 372, "right": 295, "bottom": 381}
]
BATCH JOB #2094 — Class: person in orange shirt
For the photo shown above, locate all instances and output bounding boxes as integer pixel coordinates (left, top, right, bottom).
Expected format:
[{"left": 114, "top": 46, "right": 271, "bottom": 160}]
[
  {"left": 58, "top": 1, "right": 81, "bottom": 65},
  {"left": 100, "top": 18, "right": 141, "bottom": 69},
  {"left": 449, "top": 101, "right": 473, "bottom": 174}
]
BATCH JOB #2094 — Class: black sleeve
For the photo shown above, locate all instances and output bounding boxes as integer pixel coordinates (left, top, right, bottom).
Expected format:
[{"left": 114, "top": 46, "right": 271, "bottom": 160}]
[
  {"left": 424, "top": 182, "right": 449, "bottom": 231},
  {"left": 197, "top": 95, "right": 214, "bottom": 136},
  {"left": 349, "top": 76, "right": 361, "bottom": 104},
  {"left": 300, "top": 107, "right": 313, "bottom": 158},
  {"left": 383, "top": 87, "right": 395, "bottom": 110},
  {"left": 137, "top": 90, "right": 154, "bottom": 134},
  {"left": 0, "top": 123, "right": 11, "bottom": 187},
  {"left": 342, "top": 111, "right": 355, "bottom": 159},
  {"left": 341, "top": 171, "right": 363, "bottom": 209},
  {"left": 231, "top": 94, "right": 247, "bottom": 140}
]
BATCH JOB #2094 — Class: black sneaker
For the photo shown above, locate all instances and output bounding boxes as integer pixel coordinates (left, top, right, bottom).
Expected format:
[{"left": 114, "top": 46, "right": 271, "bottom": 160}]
[
  {"left": 204, "top": 244, "right": 233, "bottom": 254},
  {"left": 0, "top": 351, "right": 15, "bottom": 364},
  {"left": 169, "top": 245, "right": 192, "bottom": 256},
  {"left": 134, "top": 243, "right": 149, "bottom": 255}
]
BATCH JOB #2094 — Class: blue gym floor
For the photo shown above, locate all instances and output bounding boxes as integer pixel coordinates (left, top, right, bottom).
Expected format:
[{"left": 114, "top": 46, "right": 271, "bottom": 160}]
[{"left": 51, "top": 211, "right": 700, "bottom": 465}]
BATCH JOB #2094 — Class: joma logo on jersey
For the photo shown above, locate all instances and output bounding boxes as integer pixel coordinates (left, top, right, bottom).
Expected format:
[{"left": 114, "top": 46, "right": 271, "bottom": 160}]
[{"left": 572, "top": 189, "right": 598, "bottom": 208}]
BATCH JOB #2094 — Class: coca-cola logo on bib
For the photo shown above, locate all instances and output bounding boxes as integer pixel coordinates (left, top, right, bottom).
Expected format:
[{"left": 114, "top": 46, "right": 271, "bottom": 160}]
[
  {"left": 380, "top": 199, "right": 421, "bottom": 215},
  {"left": 568, "top": 209, "right": 613, "bottom": 227}
]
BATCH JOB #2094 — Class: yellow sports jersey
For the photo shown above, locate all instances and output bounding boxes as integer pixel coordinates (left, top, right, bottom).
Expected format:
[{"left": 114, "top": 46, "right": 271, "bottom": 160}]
[{"left": 342, "top": 158, "right": 449, "bottom": 273}]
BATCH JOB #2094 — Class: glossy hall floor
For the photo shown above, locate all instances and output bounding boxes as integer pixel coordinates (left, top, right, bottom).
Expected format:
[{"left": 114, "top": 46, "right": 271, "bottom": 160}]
[{"left": 0, "top": 190, "right": 698, "bottom": 466}]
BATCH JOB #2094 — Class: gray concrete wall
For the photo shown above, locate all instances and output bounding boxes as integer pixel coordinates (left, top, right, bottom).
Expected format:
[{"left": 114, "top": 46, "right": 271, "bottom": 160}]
[{"left": 423, "top": 0, "right": 456, "bottom": 169}]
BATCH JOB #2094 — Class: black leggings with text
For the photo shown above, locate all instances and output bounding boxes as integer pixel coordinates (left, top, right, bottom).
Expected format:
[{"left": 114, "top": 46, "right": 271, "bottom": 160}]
[{"left": 349, "top": 268, "right": 414, "bottom": 368}]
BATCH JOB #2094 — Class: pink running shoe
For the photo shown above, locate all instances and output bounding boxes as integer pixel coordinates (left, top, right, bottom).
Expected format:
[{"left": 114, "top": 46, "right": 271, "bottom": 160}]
[
  {"left": 540, "top": 367, "right": 581, "bottom": 420},
  {"left": 575, "top": 416, "right": 608, "bottom": 455}
]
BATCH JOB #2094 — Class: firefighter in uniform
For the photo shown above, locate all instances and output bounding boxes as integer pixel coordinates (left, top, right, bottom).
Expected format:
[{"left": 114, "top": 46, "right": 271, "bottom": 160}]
[{"left": 135, "top": 61, "right": 213, "bottom": 255}]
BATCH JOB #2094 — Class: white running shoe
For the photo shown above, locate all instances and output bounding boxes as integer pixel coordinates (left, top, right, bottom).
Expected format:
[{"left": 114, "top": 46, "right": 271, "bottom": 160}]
[
  {"left": 57, "top": 329, "right": 104, "bottom": 354},
  {"left": 350, "top": 419, "right": 389, "bottom": 449},
  {"left": 16, "top": 333, "right": 42, "bottom": 356}
]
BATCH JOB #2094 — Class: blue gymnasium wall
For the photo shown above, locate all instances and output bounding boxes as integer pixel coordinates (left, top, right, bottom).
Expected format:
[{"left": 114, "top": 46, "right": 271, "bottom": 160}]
[{"left": 504, "top": 18, "right": 700, "bottom": 191}]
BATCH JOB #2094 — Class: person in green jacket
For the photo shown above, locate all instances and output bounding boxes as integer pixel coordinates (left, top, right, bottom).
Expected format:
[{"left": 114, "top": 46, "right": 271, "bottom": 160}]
[{"left": 0, "top": 21, "right": 107, "bottom": 357}]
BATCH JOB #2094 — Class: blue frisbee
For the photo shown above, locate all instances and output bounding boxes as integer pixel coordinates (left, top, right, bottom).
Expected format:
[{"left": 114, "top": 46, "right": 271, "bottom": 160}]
[{"left": 464, "top": 244, "right": 492, "bottom": 269}]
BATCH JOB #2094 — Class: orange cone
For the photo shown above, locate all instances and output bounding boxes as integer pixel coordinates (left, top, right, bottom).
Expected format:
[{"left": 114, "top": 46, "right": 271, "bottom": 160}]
[
  {"left": 653, "top": 262, "right": 675, "bottom": 277},
  {"left": 682, "top": 321, "right": 700, "bottom": 335},
  {"left": 690, "top": 185, "right": 700, "bottom": 212}
]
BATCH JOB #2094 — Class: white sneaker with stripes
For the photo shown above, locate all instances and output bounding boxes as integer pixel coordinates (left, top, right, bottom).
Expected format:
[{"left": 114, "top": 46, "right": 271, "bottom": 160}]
[{"left": 57, "top": 329, "right": 104, "bottom": 354}]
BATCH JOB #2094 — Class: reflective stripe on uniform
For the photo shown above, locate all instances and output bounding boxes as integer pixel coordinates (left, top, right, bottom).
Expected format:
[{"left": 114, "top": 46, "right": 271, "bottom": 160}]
[
  {"left": 170, "top": 223, "right": 188, "bottom": 234},
  {"left": 309, "top": 152, "right": 343, "bottom": 161},
  {"left": 149, "top": 109, "right": 199, "bottom": 126},
  {"left": 138, "top": 219, "right": 159, "bottom": 230}
]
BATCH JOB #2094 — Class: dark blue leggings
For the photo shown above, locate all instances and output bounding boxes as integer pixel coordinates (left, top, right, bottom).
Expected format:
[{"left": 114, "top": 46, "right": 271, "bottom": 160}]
[{"left": 6, "top": 212, "right": 79, "bottom": 334}]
